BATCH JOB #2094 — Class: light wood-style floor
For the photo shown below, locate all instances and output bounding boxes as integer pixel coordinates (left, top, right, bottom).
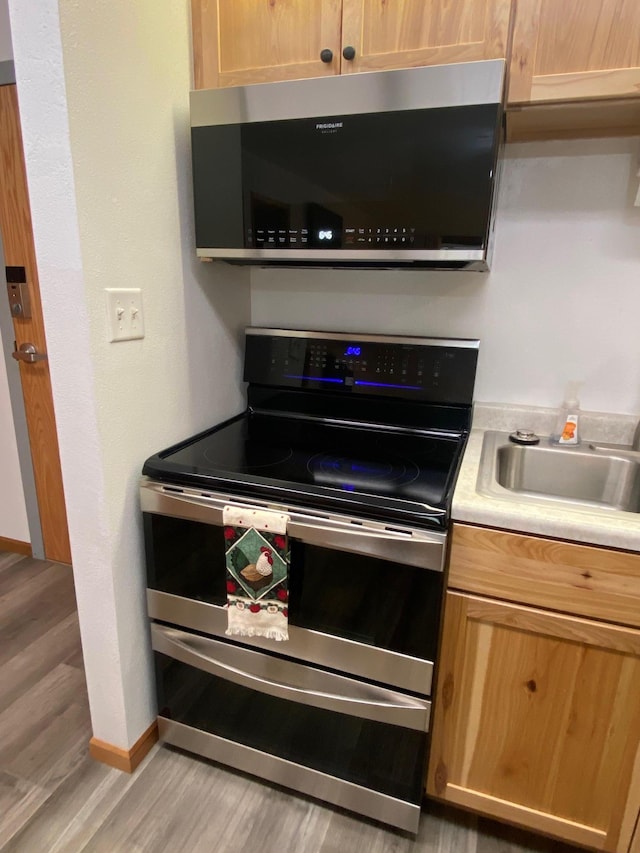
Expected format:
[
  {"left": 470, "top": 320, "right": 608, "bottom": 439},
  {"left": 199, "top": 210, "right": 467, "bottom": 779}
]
[{"left": 0, "top": 550, "right": 581, "bottom": 853}]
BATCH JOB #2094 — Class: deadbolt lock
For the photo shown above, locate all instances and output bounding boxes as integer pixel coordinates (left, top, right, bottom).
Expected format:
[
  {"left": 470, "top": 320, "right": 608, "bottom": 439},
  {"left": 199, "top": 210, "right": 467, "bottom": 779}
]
[{"left": 6, "top": 278, "right": 32, "bottom": 319}]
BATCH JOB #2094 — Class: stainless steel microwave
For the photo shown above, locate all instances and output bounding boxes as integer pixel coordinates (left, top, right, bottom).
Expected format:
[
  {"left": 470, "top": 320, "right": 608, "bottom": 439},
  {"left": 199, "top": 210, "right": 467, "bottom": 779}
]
[{"left": 189, "top": 60, "right": 505, "bottom": 271}]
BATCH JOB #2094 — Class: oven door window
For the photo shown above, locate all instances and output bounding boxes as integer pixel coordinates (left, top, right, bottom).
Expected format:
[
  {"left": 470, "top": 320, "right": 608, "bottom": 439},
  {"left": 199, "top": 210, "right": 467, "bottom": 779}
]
[
  {"left": 144, "top": 513, "right": 227, "bottom": 605},
  {"left": 289, "top": 541, "right": 442, "bottom": 663}
]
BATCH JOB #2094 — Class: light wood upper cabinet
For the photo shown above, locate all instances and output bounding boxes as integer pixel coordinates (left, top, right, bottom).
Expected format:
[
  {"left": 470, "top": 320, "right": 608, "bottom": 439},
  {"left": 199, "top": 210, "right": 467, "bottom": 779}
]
[
  {"left": 427, "top": 591, "right": 640, "bottom": 853},
  {"left": 509, "top": 0, "right": 640, "bottom": 104},
  {"left": 191, "top": 0, "right": 513, "bottom": 90},
  {"left": 191, "top": 0, "right": 343, "bottom": 89},
  {"left": 340, "top": 0, "right": 512, "bottom": 74}
]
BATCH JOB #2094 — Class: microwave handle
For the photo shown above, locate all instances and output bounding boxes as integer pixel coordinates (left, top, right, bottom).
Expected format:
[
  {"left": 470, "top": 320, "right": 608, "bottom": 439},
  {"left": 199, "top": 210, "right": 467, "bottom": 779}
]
[
  {"left": 140, "top": 480, "right": 445, "bottom": 571},
  {"left": 152, "top": 623, "right": 430, "bottom": 732}
]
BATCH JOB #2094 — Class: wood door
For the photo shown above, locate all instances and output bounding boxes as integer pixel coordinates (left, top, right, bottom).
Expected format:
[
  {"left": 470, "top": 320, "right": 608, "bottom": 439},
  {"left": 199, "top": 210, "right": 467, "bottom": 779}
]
[
  {"left": 427, "top": 592, "right": 640, "bottom": 852},
  {"left": 191, "top": 0, "right": 343, "bottom": 89},
  {"left": 509, "top": 0, "right": 640, "bottom": 104},
  {"left": 340, "top": 0, "right": 513, "bottom": 74},
  {"left": 0, "top": 85, "right": 71, "bottom": 564}
]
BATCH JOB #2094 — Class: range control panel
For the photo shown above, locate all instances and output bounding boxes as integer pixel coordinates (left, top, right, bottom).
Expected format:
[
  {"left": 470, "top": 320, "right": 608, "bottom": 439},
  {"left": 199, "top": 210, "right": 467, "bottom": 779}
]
[{"left": 244, "top": 329, "right": 479, "bottom": 406}]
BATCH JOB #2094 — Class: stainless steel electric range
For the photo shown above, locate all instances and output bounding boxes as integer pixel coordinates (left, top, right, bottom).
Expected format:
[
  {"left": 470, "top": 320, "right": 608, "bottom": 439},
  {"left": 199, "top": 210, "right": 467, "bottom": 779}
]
[{"left": 140, "top": 327, "right": 478, "bottom": 833}]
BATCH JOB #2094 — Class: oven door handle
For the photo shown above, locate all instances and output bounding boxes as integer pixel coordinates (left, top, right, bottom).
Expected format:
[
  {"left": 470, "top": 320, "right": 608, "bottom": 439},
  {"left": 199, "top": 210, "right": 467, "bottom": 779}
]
[
  {"left": 286, "top": 519, "right": 445, "bottom": 572},
  {"left": 152, "top": 623, "right": 431, "bottom": 732},
  {"left": 140, "top": 480, "right": 445, "bottom": 572}
]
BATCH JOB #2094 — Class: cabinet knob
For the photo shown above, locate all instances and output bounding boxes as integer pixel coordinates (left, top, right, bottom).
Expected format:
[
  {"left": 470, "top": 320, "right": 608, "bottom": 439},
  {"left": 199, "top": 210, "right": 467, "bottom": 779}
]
[
  {"left": 320, "top": 48, "right": 333, "bottom": 64},
  {"left": 342, "top": 45, "right": 356, "bottom": 61}
]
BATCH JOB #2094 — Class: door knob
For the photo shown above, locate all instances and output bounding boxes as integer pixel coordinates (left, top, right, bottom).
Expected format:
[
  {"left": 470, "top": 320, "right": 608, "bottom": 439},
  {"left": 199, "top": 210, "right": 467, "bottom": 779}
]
[
  {"left": 320, "top": 48, "right": 333, "bottom": 63},
  {"left": 342, "top": 46, "right": 356, "bottom": 61},
  {"left": 12, "top": 343, "right": 48, "bottom": 364}
]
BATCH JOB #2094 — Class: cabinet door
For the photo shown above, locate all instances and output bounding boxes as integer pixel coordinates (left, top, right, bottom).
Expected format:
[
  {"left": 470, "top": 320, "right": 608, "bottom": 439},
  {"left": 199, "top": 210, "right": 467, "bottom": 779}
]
[
  {"left": 191, "top": 0, "right": 343, "bottom": 89},
  {"left": 509, "top": 0, "right": 640, "bottom": 104},
  {"left": 427, "top": 592, "right": 640, "bottom": 853},
  {"left": 340, "top": 0, "right": 513, "bottom": 74}
]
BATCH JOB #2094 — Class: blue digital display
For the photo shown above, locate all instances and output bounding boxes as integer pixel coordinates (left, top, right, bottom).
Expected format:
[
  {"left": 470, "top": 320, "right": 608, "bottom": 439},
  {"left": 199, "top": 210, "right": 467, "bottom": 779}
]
[
  {"left": 355, "top": 380, "right": 422, "bottom": 391},
  {"left": 344, "top": 345, "right": 361, "bottom": 357},
  {"left": 285, "top": 375, "right": 343, "bottom": 384}
]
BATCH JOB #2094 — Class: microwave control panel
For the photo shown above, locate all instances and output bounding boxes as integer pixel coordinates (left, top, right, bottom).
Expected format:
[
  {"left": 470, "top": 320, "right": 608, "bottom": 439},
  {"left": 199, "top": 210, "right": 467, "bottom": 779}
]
[{"left": 248, "top": 226, "right": 418, "bottom": 249}]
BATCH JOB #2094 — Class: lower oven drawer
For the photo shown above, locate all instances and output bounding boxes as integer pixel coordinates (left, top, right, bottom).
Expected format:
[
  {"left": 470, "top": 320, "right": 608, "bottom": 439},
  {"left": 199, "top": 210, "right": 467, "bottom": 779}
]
[{"left": 153, "top": 623, "right": 429, "bottom": 832}]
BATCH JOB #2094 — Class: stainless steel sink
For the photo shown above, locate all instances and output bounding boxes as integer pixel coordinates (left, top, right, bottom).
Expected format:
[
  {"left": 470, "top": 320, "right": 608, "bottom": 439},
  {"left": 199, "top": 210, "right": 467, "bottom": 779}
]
[{"left": 477, "top": 431, "right": 640, "bottom": 513}]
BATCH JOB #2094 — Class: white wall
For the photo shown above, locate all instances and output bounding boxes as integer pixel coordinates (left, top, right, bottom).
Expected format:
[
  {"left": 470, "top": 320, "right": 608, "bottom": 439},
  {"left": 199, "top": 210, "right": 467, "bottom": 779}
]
[
  {"left": 252, "top": 137, "right": 640, "bottom": 416},
  {"left": 9, "top": 0, "right": 250, "bottom": 748}
]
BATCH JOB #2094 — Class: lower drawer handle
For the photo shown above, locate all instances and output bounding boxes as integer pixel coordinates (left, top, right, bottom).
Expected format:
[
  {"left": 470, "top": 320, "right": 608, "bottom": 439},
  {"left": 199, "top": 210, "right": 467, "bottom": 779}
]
[{"left": 153, "top": 624, "right": 430, "bottom": 731}]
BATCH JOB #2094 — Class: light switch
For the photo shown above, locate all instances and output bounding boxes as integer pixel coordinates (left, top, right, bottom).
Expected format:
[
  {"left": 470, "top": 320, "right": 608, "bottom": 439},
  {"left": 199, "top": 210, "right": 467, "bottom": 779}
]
[{"left": 105, "top": 288, "right": 145, "bottom": 342}]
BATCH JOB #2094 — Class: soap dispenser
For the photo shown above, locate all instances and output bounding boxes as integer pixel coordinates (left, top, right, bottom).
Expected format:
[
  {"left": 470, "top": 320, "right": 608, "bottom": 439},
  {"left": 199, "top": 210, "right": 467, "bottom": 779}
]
[{"left": 551, "top": 381, "right": 582, "bottom": 446}]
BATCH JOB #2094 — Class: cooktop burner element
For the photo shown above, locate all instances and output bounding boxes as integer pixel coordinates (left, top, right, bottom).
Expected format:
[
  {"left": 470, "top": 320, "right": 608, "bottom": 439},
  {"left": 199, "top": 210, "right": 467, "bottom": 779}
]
[
  {"left": 142, "top": 329, "right": 479, "bottom": 530},
  {"left": 308, "top": 452, "right": 420, "bottom": 492},
  {"left": 203, "top": 442, "right": 294, "bottom": 471}
]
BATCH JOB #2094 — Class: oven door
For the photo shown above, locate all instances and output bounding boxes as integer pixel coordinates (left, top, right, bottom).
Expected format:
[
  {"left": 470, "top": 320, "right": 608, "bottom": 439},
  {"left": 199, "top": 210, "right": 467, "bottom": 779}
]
[
  {"left": 141, "top": 478, "right": 446, "bottom": 694},
  {"left": 152, "top": 623, "right": 429, "bottom": 833}
]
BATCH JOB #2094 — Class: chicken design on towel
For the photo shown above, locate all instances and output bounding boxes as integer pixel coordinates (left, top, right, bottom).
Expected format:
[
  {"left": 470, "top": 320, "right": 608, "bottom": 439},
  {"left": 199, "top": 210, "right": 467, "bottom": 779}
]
[
  {"left": 240, "top": 546, "right": 274, "bottom": 589},
  {"left": 223, "top": 505, "right": 290, "bottom": 641}
]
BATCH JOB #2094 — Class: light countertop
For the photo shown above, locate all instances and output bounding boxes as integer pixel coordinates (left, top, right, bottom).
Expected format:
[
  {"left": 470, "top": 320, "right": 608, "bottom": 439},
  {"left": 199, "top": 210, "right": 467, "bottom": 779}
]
[{"left": 453, "top": 403, "right": 640, "bottom": 552}]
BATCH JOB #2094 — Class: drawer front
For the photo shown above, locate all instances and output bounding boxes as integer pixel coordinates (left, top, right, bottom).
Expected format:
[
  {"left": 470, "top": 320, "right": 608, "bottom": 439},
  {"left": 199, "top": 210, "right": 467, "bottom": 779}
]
[
  {"left": 448, "top": 523, "right": 640, "bottom": 627},
  {"left": 153, "top": 625, "right": 429, "bottom": 832}
]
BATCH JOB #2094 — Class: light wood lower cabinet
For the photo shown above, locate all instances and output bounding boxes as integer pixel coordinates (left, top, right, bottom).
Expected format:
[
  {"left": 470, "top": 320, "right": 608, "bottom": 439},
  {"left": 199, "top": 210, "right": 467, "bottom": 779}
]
[
  {"left": 447, "top": 523, "right": 640, "bottom": 629},
  {"left": 427, "top": 590, "right": 640, "bottom": 852}
]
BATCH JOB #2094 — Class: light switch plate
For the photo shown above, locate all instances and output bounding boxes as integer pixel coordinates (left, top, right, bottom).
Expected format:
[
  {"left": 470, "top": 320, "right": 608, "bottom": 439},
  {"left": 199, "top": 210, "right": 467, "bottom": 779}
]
[{"left": 105, "top": 288, "right": 145, "bottom": 342}]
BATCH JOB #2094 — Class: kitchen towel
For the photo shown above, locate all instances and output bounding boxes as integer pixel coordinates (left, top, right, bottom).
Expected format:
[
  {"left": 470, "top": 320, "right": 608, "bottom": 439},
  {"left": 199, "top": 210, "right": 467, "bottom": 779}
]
[{"left": 223, "top": 505, "right": 290, "bottom": 641}]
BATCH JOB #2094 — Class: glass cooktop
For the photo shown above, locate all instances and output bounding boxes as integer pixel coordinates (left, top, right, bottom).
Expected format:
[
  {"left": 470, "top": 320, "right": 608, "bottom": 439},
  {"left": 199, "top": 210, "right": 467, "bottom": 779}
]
[{"left": 142, "top": 412, "right": 465, "bottom": 529}]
